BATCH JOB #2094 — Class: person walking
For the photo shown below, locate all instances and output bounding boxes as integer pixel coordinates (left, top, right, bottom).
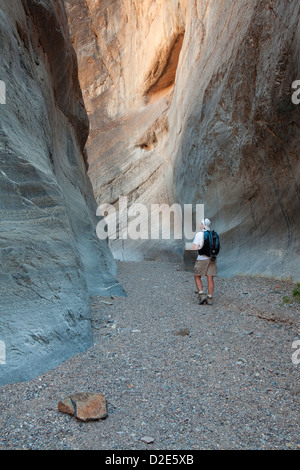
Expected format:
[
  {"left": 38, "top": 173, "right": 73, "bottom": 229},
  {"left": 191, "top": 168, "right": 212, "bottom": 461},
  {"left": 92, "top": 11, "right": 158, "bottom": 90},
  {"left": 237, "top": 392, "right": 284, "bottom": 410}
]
[{"left": 193, "top": 218, "right": 217, "bottom": 305}]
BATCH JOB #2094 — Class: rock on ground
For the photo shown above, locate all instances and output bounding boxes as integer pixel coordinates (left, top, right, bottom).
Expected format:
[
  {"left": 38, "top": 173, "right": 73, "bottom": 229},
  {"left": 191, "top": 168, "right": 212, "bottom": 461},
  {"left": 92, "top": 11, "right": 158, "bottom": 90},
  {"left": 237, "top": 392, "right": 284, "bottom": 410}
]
[{"left": 58, "top": 392, "right": 108, "bottom": 422}]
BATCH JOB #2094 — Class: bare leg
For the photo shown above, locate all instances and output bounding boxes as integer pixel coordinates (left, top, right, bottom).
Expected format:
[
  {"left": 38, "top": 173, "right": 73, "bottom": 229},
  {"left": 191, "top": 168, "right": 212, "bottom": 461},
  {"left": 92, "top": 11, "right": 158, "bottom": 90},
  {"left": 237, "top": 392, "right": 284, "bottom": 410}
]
[
  {"left": 207, "top": 276, "right": 214, "bottom": 296},
  {"left": 194, "top": 275, "right": 203, "bottom": 292}
]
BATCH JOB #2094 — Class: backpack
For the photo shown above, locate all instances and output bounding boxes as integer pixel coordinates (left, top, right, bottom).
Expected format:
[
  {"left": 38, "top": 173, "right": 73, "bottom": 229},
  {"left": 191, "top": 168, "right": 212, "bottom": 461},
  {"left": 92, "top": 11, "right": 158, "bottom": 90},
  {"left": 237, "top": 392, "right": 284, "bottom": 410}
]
[{"left": 198, "top": 230, "right": 220, "bottom": 260}]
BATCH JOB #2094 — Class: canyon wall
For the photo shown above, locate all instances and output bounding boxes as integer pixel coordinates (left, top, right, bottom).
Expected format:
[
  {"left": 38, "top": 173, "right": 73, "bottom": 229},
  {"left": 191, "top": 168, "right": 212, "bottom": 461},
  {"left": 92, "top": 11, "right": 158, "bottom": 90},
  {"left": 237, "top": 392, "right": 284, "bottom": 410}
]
[
  {"left": 65, "top": 0, "right": 300, "bottom": 281},
  {"left": 173, "top": 0, "right": 300, "bottom": 280},
  {"left": 64, "top": 0, "right": 189, "bottom": 260},
  {"left": 0, "top": 0, "right": 124, "bottom": 386}
]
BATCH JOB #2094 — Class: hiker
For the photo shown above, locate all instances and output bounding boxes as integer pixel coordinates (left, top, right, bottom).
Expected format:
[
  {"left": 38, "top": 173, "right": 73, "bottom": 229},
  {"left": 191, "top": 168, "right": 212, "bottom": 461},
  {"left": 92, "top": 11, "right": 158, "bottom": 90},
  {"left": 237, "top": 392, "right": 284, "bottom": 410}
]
[{"left": 193, "top": 218, "right": 218, "bottom": 305}]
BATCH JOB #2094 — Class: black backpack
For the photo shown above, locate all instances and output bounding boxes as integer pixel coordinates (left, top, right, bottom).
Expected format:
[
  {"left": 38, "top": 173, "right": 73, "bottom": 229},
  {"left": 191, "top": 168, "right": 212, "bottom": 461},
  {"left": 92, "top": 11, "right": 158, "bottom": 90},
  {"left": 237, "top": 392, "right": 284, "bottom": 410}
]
[{"left": 198, "top": 230, "right": 220, "bottom": 260}]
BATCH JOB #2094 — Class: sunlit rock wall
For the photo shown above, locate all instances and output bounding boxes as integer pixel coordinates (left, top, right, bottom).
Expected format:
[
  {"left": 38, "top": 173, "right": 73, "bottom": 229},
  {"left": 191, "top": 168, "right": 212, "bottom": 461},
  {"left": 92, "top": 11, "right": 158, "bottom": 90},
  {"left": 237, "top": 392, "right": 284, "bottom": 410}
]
[
  {"left": 65, "top": 0, "right": 300, "bottom": 281},
  {"left": 64, "top": 0, "right": 189, "bottom": 261}
]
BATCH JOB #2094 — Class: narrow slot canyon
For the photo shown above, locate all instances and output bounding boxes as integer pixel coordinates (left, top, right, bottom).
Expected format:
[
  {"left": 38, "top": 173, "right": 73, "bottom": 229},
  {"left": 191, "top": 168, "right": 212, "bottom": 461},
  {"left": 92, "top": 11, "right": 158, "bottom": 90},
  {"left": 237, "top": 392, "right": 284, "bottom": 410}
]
[{"left": 0, "top": 1, "right": 299, "bottom": 451}]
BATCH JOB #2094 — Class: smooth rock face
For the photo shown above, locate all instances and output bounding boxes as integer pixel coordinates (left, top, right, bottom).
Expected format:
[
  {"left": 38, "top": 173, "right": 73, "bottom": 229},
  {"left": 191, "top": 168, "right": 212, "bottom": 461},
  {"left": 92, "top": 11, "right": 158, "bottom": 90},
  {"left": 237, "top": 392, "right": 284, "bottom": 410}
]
[
  {"left": 64, "top": 0, "right": 189, "bottom": 261},
  {"left": 173, "top": 0, "right": 300, "bottom": 281},
  {"left": 58, "top": 392, "right": 108, "bottom": 421},
  {"left": 0, "top": 1, "right": 124, "bottom": 386},
  {"left": 65, "top": 0, "right": 300, "bottom": 280}
]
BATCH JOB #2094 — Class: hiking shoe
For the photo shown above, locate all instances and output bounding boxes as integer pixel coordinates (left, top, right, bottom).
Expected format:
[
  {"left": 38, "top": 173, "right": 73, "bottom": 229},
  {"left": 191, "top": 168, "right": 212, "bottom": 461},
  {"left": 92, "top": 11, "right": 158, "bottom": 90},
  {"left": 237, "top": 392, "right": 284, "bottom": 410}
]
[
  {"left": 206, "top": 295, "right": 213, "bottom": 305},
  {"left": 198, "top": 292, "right": 207, "bottom": 304}
]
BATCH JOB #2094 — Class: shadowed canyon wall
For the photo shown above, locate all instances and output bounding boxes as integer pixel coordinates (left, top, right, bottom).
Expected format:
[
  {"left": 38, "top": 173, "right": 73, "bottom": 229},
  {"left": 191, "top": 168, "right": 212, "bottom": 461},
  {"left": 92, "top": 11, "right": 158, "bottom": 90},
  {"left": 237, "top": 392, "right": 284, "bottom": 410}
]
[
  {"left": 65, "top": 0, "right": 300, "bottom": 280},
  {"left": 0, "top": 0, "right": 124, "bottom": 386}
]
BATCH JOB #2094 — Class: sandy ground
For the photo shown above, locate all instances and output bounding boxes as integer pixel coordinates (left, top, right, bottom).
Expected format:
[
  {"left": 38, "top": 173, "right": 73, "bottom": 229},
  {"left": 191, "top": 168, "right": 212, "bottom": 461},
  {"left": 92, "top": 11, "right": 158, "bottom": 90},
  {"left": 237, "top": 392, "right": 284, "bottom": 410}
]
[{"left": 0, "top": 260, "right": 299, "bottom": 450}]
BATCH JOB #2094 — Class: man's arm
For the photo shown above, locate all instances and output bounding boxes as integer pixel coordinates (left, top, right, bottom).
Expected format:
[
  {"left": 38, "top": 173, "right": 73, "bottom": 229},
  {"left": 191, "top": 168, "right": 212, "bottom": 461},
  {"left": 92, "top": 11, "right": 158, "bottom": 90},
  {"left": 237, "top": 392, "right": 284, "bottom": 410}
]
[{"left": 193, "top": 232, "right": 204, "bottom": 253}]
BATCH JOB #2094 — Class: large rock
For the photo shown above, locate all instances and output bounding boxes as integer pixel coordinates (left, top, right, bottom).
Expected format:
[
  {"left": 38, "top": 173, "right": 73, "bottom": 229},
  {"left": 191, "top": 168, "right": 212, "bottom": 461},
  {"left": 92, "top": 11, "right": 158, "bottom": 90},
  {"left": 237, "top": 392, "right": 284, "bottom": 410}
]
[
  {"left": 58, "top": 392, "right": 108, "bottom": 421},
  {"left": 65, "top": 0, "right": 300, "bottom": 281},
  {"left": 0, "top": 0, "right": 124, "bottom": 386}
]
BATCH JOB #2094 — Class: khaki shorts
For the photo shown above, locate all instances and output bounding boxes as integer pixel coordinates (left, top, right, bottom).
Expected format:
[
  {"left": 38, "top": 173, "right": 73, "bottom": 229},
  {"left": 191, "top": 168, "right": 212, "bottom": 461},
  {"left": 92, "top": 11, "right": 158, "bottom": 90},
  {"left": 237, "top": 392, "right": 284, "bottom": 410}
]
[{"left": 194, "top": 259, "right": 217, "bottom": 277}]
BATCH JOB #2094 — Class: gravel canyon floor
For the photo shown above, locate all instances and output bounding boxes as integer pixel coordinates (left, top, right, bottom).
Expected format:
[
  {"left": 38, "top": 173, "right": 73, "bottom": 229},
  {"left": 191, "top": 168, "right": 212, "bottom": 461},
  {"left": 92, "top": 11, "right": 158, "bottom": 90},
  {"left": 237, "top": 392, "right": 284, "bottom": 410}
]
[{"left": 0, "top": 260, "right": 299, "bottom": 450}]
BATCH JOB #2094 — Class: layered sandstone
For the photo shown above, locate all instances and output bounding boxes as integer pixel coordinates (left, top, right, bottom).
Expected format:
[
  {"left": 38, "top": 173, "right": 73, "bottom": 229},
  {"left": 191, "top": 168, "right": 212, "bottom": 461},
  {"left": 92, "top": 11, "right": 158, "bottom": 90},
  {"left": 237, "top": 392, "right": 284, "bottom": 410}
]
[
  {"left": 64, "top": 0, "right": 189, "bottom": 260},
  {"left": 0, "top": 0, "right": 124, "bottom": 386},
  {"left": 65, "top": 0, "right": 300, "bottom": 281}
]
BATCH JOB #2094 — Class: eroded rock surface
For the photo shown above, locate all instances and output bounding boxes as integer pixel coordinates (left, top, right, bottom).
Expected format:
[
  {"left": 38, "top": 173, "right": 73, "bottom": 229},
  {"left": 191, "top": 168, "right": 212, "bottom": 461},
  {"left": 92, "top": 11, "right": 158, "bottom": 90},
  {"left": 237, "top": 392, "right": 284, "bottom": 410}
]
[
  {"left": 0, "top": 0, "right": 124, "bottom": 386},
  {"left": 173, "top": 0, "right": 300, "bottom": 281},
  {"left": 65, "top": 0, "right": 300, "bottom": 280},
  {"left": 64, "top": 0, "right": 188, "bottom": 261}
]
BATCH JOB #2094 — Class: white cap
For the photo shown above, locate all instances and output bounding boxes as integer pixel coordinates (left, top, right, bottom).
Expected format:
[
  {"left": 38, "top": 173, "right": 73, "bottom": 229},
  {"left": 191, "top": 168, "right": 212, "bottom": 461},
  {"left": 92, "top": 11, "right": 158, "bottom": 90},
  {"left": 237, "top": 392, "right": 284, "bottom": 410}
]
[{"left": 202, "top": 218, "right": 211, "bottom": 231}]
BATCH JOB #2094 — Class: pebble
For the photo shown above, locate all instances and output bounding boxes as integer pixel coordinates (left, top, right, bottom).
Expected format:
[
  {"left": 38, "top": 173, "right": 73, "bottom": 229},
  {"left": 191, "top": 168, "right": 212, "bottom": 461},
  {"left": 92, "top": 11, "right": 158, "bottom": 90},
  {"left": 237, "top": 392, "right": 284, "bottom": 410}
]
[
  {"left": 140, "top": 436, "right": 155, "bottom": 444},
  {"left": 174, "top": 328, "right": 190, "bottom": 336}
]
